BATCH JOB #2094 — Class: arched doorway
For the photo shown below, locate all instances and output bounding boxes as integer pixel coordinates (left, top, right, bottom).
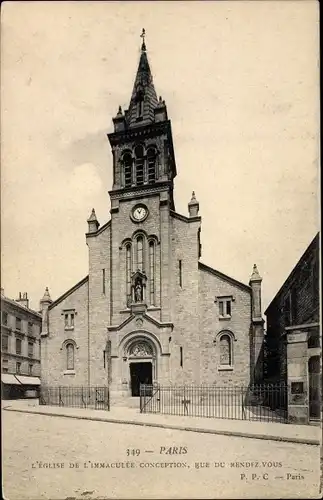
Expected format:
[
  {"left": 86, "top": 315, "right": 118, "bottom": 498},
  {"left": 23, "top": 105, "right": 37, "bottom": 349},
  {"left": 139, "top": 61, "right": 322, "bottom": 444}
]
[
  {"left": 308, "top": 356, "right": 320, "bottom": 420},
  {"left": 126, "top": 339, "right": 156, "bottom": 397}
]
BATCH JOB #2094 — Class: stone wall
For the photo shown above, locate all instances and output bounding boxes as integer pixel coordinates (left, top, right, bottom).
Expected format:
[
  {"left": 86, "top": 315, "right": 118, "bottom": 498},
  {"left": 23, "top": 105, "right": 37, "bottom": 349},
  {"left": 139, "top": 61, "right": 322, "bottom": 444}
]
[
  {"left": 41, "top": 279, "right": 89, "bottom": 386},
  {"left": 169, "top": 213, "right": 201, "bottom": 384},
  {"left": 198, "top": 266, "right": 252, "bottom": 386}
]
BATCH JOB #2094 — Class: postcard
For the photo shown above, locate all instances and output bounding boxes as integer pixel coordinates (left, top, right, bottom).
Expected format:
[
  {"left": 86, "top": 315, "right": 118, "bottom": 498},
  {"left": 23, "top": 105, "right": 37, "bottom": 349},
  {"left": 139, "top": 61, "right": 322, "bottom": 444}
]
[{"left": 1, "top": 1, "right": 321, "bottom": 499}]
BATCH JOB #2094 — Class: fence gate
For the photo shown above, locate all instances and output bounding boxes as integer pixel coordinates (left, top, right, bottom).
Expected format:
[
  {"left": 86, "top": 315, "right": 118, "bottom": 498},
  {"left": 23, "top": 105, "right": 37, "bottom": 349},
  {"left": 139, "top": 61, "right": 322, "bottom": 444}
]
[{"left": 140, "top": 384, "right": 160, "bottom": 413}]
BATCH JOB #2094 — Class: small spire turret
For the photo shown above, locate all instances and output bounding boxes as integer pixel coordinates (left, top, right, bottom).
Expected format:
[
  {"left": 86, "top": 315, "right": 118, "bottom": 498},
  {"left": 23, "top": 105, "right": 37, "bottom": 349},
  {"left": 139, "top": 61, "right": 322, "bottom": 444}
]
[
  {"left": 87, "top": 208, "right": 100, "bottom": 234},
  {"left": 188, "top": 191, "right": 199, "bottom": 217},
  {"left": 40, "top": 287, "right": 52, "bottom": 304},
  {"left": 249, "top": 264, "right": 262, "bottom": 283}
]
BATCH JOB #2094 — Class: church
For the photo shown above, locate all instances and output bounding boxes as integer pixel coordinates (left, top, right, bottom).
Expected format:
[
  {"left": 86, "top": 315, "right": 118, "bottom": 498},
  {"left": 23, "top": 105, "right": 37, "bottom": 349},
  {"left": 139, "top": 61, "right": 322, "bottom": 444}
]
[{"left": 40, "top": 33, "right": 264, "bottom": 404}]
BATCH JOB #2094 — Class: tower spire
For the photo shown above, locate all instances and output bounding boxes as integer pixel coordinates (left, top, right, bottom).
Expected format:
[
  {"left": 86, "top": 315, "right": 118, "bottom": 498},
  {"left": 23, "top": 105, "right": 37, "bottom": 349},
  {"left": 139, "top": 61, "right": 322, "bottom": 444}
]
[{"left": 124, "top": 29, "right": 158, "bottom": 128}]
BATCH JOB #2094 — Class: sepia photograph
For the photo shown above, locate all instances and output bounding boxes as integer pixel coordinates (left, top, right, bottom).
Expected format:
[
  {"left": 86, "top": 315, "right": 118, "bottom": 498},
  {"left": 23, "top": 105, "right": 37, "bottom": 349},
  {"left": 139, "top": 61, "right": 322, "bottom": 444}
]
[{"left": 1, "top": 1, "right": 321, "bottom": 499}]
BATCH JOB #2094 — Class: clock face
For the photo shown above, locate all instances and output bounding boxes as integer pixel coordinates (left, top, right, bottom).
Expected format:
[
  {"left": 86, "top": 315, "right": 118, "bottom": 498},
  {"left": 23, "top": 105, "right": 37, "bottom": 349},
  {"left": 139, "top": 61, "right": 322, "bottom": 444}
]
[{"left": 131, "top": 205, "right": 148, "bottom": 222}]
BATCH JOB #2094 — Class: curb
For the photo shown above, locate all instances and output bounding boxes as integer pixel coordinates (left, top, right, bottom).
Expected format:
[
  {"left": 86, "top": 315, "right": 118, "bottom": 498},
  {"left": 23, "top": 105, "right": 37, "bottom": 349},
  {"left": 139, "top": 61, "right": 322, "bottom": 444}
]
[{"left": 4, "top": 407, "right": 320, "bottom": 446}]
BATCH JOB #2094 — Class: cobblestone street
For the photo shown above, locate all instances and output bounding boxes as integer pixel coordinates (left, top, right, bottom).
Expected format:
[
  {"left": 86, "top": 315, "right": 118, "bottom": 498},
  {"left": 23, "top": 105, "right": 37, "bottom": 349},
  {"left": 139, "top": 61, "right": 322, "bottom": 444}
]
[{"left": 3, "top": 411, "right": 321, "bottom": 499}]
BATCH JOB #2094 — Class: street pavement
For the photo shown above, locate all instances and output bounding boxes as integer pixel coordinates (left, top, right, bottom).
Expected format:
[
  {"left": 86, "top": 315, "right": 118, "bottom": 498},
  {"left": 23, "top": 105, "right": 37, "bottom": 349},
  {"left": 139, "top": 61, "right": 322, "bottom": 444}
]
[
  {"left": 3, "top": 399, "right": 321, "bottom": 445},
  {"left": 2, "top": 411, "right": 321, "bottom": 499}
]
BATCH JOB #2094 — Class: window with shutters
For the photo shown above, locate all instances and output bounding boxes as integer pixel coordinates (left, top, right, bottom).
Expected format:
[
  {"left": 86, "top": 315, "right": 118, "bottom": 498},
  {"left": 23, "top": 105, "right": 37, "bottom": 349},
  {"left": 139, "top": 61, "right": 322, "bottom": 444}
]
[
  {"left": 147, "top": 148, "right": 157, "bottom": 184},
  {"left": 28, "top": 342, "right": 34, "bottom": 358},
  {"left": 135, "top": 145, "right": 145, "bottom": 186},
  {"left": 2, "top": 311, "right": 8, "bottom": 326},
  {"left": 123, "top": 152, "right": 133, "bottom": 188},
  {"left": 16, "top": 337, "right": 22, "bottom": 355},
  {"left": 2, "top": 334, "right": 9, "bottom": 352}
]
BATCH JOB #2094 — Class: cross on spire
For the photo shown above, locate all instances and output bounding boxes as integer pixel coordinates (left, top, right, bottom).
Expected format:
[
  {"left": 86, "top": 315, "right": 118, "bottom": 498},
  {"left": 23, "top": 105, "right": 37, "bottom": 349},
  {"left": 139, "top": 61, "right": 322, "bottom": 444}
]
[{"left": 140, "top": 28, "right": 146, "bottom": 52}]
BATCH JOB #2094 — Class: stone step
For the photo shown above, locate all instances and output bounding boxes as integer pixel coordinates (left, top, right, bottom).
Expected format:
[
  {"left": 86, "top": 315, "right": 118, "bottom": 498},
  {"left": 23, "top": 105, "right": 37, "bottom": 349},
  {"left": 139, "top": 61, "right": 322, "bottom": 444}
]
[{"left": 111, "top": 396, "right": 141, "bottom": 409}]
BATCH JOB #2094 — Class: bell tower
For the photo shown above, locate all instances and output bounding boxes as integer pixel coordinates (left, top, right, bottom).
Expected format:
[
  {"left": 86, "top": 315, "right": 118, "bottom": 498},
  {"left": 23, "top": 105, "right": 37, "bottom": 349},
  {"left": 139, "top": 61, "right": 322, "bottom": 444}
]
[
  {"left": 107, "top": 29, "right": 177, "bottom": 210},
  {"left": 105, "top": 30, "right": 178, "bottom": 324}
]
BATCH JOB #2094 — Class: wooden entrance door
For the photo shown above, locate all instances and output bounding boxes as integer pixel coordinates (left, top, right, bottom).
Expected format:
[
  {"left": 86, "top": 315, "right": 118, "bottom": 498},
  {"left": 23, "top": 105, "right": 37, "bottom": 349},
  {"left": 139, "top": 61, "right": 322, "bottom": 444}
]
[
  {"left": 309, "top": 356, "right": 320, "bottom": 419},
  {"left": 130, "top": 362, "right": 152, "bottom": 397}
]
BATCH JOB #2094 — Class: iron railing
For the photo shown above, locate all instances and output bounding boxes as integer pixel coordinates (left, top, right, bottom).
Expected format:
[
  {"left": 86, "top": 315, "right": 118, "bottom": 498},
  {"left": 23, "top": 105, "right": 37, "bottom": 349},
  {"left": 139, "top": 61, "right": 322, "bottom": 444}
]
[
  {"left": 40, "top": 386, "right": 110, "bottom": 410},
  {"left": 140, "top": 383, "right": 288, "bottom": 423}
]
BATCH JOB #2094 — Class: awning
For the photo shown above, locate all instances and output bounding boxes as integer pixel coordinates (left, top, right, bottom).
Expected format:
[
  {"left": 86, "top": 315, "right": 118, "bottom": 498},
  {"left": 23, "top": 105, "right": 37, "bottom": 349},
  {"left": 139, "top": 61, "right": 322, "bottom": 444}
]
[
  {"left": 1, "top": 374, "right": 22, "bottom": 385},
  {"left": 15, "top": 376, "right": 41, "bottom": 386}
]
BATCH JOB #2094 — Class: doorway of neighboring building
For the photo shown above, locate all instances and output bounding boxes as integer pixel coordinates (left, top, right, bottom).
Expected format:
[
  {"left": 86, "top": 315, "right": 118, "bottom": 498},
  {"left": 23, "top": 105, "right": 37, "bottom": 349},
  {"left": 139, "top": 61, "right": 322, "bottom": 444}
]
[
  {"left": 130, "top": 362, "right": 152, "bottom": 397},
  {"left": 309, "top": 356, "right": 320, "bottom": 420}
]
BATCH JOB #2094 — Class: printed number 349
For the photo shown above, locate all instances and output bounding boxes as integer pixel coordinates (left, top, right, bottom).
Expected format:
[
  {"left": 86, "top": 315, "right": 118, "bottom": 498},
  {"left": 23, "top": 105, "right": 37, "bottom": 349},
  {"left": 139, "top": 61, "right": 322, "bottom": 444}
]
[{"left": 127, "top": 449, "right": 140, "bottom": 456}]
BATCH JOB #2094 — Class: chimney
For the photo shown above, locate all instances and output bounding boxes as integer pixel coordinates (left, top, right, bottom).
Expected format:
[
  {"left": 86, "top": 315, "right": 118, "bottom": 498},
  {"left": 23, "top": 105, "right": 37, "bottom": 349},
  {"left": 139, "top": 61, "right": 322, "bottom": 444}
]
[{"left": 16, "top": 292, "right": 29, "bottom": 309}]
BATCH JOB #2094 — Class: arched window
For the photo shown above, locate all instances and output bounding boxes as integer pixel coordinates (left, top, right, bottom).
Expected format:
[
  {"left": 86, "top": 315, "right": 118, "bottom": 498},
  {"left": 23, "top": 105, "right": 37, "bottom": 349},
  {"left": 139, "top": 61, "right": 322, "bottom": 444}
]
[
  {"left": 135, "top": 145, "right": 144, "bottom": 186},
  {"left": 123, "top": 153, "right": 133, "bottom": 188},
  {"left": 149, "top": 240, "right": 155, "bottom": 305},
  {"left": 66, "top": 343, "right": 75, "bottom": 371},
  {"left": 136, "top": 236, "right": 144, "bottom": 271},
  {"left": 219, "top": 334, "right": 232, "bottom": 366},
  {"left": 126, "top": 243, "right": 132, "bottom": 306},
  {"left": 147, "top": 148, "right": 157, "bottom": 184}
]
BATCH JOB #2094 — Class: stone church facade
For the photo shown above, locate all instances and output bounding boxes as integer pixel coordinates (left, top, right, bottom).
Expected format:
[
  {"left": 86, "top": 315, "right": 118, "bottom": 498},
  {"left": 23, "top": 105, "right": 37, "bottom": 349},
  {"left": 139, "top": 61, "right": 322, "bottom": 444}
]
[{"left": 40, "top": 36, "right": 264, "bottom": 403}]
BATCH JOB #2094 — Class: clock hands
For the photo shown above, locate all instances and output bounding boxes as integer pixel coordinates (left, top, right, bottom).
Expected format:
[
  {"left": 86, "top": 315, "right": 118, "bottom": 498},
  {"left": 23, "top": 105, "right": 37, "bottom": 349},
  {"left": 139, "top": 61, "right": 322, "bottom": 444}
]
[{"left": 132, "top": 205, "right": 148, "bottom": 221}]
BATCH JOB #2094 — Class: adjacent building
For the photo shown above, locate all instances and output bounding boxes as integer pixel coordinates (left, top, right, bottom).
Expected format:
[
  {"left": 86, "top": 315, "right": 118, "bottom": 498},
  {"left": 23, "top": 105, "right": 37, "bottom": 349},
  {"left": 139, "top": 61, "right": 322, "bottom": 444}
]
[
  {"left": 40, "top": 36, "right": 265, "bottom": 405},
  {"left": 265, "top": 233, "right": 320, "bottom": 423},
  {"left": 1, "top": 289, "right": 42, "bottom": 399}
]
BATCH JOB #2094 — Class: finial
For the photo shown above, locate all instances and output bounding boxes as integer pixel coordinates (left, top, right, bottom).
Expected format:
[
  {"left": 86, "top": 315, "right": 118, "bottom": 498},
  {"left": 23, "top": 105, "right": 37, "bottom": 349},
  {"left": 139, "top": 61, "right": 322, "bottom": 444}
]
[
  {"left": 250, "top": 263, "right": 262, "bottom": 282},
  {"left": 41, "top": 286, "right": 52, "bottom": 302},
  {"left": 87, "top": 208, "right": 98, "bottom": 222},
  {"left": 140, "top": 28, "right": 146, "bottom": 52},
  {"left": 188, "top": 191, "right": 199, "bottom": 216},
  {"left": 117, "top": 105, "right": 123, "bottom": 116},
  {"left": 188, "top": 191, "right": 198, "bottom": 204}
]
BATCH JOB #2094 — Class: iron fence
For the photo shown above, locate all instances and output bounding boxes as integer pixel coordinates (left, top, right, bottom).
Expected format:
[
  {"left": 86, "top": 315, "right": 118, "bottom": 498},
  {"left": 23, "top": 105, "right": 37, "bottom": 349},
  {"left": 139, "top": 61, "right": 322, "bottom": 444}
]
[
  {"left": 40, "top": 386, "right": 110, "bottom": 410},
  {"left": 140, "top": 384, "right": 288, "bottom": 423}
]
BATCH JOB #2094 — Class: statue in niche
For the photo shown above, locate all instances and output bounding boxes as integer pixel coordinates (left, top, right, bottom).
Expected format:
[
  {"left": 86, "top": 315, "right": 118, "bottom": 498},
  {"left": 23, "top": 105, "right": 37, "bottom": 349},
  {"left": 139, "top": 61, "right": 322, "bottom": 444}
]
[{"left": 134, "top": 278, "right": 143, "bottom": 302}]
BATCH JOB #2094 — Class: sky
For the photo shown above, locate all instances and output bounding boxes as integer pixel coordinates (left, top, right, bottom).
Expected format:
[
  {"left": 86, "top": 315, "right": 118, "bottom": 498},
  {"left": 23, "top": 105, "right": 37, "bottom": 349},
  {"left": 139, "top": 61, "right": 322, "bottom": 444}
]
[{"left": 1, "top": 1, "right": 319, "bottom": 313}]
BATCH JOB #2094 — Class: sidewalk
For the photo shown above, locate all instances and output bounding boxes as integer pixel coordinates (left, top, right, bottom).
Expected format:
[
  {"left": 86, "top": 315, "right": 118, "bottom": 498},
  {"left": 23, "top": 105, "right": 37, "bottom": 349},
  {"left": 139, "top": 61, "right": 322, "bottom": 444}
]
[{"left": 3, "top": 399, "right": 321, "bottom": 446}]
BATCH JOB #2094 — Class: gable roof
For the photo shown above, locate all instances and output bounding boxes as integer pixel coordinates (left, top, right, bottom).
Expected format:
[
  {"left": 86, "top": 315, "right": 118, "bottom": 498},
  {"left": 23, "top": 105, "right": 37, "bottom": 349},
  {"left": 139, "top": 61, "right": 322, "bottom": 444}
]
[
  {"left": 0, "top": 295, "right": 42, "bottom": 319},
  {"left": 264, "top": 232, "right": 319, "bottom": 314},
  {"left": 198, "top": 262, "right": 251, "bottom": 293},
  {"left": 48, "top": 276, "right": 89, "bottom": 310}
]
